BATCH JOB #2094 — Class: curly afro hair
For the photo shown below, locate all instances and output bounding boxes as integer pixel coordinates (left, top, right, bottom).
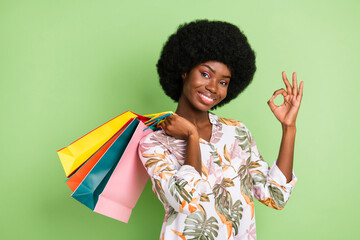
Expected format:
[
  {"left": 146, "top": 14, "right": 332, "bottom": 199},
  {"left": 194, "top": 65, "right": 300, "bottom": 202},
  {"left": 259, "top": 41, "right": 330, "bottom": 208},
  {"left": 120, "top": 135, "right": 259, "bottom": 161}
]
[{"left": 157, "top": 19, "right": 256, "bottom": 108}]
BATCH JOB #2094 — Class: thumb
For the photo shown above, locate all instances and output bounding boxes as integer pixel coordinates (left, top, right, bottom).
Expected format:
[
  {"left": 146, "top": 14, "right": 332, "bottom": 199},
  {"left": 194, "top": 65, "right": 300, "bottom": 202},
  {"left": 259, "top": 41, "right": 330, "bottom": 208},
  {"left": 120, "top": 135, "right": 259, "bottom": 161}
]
[{"left": 267, "top": 98, "right": 277, "bottom": 110}]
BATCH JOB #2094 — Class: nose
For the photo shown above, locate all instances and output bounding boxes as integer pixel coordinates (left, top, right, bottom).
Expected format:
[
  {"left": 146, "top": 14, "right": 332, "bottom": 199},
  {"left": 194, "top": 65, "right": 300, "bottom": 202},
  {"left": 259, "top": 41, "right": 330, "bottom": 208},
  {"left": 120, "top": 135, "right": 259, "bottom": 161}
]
[{"left": 205, "top": 79, "right": 217, "bottom": 93}]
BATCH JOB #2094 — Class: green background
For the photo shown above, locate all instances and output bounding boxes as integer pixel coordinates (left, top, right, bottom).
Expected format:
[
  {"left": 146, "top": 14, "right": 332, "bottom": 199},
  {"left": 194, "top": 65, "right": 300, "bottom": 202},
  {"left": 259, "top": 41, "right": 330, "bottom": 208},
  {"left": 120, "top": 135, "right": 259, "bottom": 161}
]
[{"left": 1, "top": 0, "right": 359, "bottom": 239}]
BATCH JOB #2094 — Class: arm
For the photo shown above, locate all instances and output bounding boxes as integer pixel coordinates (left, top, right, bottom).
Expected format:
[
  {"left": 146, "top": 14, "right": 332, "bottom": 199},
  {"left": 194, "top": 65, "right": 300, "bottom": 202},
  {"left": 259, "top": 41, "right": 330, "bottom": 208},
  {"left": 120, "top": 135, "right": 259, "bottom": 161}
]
[
  {"left": 276, "top": 126, "right": 296, "bottom": 182},
  {"left": 247, "top": 127, "right": 297, "bottom": 210},
  {"left": 234, "top": 121, "right": 296, "bottom": 211},
  {"left": 267, "top": 71, "right": 304, "bottom": 182},
  {"left": 160, "top": 114, "right": 202, "bottom": 174},
  {"left": 185, "top": 133, "right": 202, "bottom": 174},
  {"left": 138, "top": 115, "right": 206, "bottom": 215}
]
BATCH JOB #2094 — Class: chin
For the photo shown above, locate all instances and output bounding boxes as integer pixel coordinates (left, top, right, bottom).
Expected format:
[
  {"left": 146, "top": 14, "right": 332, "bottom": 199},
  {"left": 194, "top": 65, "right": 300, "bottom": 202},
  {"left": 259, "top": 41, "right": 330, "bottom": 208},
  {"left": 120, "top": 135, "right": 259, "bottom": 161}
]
[{"left": 196, "top": 102, "right": 220, "bottom": 112}]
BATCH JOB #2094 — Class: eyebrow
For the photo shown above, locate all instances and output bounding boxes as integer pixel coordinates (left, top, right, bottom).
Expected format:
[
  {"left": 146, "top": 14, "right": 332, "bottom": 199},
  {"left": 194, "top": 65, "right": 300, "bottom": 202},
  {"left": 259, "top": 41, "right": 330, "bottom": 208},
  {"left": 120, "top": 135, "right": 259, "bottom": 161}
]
[{"left": 202, "top": 64, "right": 231, "bottom": 79}]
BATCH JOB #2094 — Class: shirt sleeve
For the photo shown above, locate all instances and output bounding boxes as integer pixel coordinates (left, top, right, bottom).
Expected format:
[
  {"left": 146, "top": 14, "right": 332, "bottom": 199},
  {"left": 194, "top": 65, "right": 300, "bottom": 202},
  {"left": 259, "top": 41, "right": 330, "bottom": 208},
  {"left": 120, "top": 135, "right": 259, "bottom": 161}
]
[
  {"left": 246, "top": 126, "right": 297, "bottom": 210},
  {"left": 138, "top": 132, "right": 206, "bottom": 215}
]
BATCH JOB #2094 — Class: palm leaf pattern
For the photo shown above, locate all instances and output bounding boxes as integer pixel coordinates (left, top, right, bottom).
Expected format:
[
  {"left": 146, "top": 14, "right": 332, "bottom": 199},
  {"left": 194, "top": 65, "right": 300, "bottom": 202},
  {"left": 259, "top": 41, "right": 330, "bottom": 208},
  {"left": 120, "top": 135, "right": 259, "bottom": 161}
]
[
  {"left": 138, "top": 113, "right": 297, "bottom": 239},
  {"left": 238, "top": 156, "right": 261, "bottom": 202},
  {"left": 235, "top": 126, "right": 251, "bottom": 150},
  {"left": 166, "top": 206, "right": 178, "bottom": 226},
  {"left": 252, "top": 171, "right": 267, "bottom": 186},
  {"left": 168, "top": 176, "right": 193, "bottom": 204},
  {"left": 268, "top": 185, "right": 286, "bottom": 208},
  {"left": 154, "top": 179, "right": 170, "bottom": 206},
  {"left": 213, "top": 178, "right": 243, "bottom": 235},
  {"left": 228, "top": 200, "right": 243, "bottom": 235},
  {"left": 183, "top": 210, "right": 219, "bottom": 240},
  {"left": 207, "top": 142, "right": 221, "bottom": 167}
]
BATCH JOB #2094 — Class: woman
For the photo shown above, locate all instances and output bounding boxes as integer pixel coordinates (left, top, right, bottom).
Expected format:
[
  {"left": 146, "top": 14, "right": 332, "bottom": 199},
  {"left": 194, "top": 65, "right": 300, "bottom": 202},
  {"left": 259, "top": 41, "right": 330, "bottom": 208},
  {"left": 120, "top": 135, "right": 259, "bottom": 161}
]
[{"left": 138, "top": 19, "right": 303, "bottom": 240}]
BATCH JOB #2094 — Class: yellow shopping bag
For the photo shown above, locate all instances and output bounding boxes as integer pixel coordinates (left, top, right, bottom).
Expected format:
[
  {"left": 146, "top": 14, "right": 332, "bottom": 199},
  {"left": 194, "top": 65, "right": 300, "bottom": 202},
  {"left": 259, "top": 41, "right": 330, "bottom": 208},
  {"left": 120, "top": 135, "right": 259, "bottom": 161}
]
[{"left": 58, "top": 111, "right": 138, "bottom": 177}]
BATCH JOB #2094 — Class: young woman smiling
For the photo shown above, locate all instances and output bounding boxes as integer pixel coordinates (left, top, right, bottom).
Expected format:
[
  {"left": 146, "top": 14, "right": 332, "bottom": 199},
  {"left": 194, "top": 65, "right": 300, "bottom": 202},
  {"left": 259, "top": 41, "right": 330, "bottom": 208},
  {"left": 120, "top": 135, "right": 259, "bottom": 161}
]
[{"left": 138, "top": 20, "right": 303, "bottom": 240}]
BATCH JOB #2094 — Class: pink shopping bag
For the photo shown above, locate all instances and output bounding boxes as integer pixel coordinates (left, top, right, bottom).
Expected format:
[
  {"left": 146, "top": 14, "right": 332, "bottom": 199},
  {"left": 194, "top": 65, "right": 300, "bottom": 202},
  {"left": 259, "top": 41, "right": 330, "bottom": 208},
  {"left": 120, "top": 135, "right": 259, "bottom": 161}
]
[{"left": 94, "top": 121, "right": 152, "bottom": 223}]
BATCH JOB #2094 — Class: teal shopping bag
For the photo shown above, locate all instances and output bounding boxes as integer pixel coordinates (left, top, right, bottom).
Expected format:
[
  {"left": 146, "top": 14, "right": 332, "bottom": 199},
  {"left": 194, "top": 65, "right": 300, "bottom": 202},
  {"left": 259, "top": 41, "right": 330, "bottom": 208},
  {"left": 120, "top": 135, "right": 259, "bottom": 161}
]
[{"left": 71, "top": 118, "right": 139, "bottom": 210}]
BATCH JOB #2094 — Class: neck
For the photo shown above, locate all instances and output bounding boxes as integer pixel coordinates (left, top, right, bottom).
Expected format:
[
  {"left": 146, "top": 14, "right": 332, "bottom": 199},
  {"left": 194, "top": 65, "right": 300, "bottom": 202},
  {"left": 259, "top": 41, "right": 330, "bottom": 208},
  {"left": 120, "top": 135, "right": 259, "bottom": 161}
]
[{"left": 175, "top": 97, "right": 210, "bottom": 127}]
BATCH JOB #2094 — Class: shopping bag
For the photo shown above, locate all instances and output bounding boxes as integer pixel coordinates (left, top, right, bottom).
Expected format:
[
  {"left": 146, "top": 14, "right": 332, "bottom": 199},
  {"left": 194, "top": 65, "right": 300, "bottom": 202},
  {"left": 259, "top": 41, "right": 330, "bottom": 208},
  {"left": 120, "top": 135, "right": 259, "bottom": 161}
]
[
  {"left": 58, "top": 111, "right": 139, "bottom": 177},
  {"left": 94, "top": 120, "right": 152, "bottom": 222},
  {"left": 66, "top": 124, "right": 128, "bottom": 192},
  {"left": 63, "top": 112, "right": 171, "bottom": 191},
  {"left": 71, "top": 118, "right": 139, "bottom": 210},
  {"left": 58, "top": 111, "right": 173, "bottom": 222}
]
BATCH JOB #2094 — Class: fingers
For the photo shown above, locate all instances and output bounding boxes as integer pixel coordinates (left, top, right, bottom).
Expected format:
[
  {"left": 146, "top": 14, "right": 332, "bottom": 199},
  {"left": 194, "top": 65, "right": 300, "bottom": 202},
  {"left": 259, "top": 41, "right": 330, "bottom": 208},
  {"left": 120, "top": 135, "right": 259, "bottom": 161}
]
[
  {"left": 282, "top": 71, "right": 292, "bottom": 95},
  {"left": 159, "top": 121, "right": 166, "bottom": 132},
  {"left": 272, "top": 88, "right": 287, "bottom": 98},
  {"left": 267, "top": 98, "right": 277, "bottom": 110},
  {"left": 164, "top": 116, "right": 171, "bottom": 125},
  {"left": 160, "top": 115, "right": 171, "bottom": 131},
  {"left": 162, "top": 114, "right": 176, "bottom": 130},
  {"left": 292, "top": 72, "right": 298, "bottom": 96},
  {"left": 268, "top": 88, "right": 287, "bottom": 109},
  {"left": 283, "top": 71, "right": 302, "bottom": 98},
  {"left": 297, "top": 81, "right": 304, "bottom": 101}
]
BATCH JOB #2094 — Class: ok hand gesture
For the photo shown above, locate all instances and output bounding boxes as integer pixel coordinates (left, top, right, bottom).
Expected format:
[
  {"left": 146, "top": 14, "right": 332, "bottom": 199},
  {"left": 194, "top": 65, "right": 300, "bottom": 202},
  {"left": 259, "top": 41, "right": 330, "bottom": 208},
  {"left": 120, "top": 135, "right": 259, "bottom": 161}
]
[{"left": 267, "top": 72, "right": 304, "bottom": 127}]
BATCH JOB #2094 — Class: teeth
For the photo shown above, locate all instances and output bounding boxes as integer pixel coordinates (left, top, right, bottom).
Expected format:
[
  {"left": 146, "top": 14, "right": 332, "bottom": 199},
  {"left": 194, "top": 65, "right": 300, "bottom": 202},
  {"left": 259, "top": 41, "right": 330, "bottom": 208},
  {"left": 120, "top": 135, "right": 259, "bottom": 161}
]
[{"left": 199, "top": 93, "right": 215, "bottom": 101}]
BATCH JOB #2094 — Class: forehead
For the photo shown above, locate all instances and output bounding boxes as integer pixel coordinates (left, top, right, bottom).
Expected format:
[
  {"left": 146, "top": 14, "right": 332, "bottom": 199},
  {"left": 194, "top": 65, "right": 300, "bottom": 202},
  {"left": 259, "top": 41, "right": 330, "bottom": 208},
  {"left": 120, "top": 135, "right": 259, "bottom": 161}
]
[
  {"left": 194, "top": 61, "right": 231, "bottom": 76},
  {"left": 195, "top": 61, "right": 231, "bottom": 74}
]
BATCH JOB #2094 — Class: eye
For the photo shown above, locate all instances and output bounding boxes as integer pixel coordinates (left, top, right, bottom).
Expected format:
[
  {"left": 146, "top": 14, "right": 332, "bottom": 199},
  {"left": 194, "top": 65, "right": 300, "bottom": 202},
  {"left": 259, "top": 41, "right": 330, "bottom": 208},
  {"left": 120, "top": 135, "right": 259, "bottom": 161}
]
[
  {"left": 201, "top": 72, "right": 210, "bottom": 79},
  {"left": 219, "top": 80, "right": 228, "bottom": 86}
]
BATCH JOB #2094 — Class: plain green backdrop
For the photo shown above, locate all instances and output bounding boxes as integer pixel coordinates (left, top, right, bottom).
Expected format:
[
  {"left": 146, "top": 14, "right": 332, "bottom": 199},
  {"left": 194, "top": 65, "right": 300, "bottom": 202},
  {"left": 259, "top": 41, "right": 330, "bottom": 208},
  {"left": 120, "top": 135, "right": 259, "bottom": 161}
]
[{"left": 1, "top": 0, "right": 359, "bottom": 239}]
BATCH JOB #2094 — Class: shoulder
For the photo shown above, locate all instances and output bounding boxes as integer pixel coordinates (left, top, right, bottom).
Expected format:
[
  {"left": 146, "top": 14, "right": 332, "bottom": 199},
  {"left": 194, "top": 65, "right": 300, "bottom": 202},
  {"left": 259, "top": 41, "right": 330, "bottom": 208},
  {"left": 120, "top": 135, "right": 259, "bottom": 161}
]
[
  {"left": 209, "top": 112, "right": 248, "bottom": 129},
  {"left": 139, "top": 129, "right": 168, "bottom": 146},
  {"left": 139, "top": 129, "right": 187, "bottom": 159},
  {"left": 209, "top": 112, "right": 253, "bottom": 139},
  {"left": 138, "top": 130, "right": 168, "bottom": 155},
  {"left": 139, "top": 129, "right": 185, "bottom": 150},
  {"left": 210, "top": 113, "right": 257, "bottom": 151},
  {"left": 218, "top": 116, "right": 244, "bottom": 127}
]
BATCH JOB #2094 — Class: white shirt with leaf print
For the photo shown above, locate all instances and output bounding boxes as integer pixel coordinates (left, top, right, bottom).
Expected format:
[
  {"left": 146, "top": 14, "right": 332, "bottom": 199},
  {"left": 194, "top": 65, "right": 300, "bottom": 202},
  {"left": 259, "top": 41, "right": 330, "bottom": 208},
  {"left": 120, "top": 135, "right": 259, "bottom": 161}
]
[{"left": 138, "top": 112, "right": 297, "bottom": 240}]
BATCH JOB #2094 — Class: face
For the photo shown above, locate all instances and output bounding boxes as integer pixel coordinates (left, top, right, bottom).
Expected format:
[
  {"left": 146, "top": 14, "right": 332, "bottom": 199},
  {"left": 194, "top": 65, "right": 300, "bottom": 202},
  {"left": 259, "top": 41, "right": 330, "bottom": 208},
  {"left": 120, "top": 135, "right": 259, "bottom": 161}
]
[{"left": 179, "top": 61, "right": 231, "bottom": 112}]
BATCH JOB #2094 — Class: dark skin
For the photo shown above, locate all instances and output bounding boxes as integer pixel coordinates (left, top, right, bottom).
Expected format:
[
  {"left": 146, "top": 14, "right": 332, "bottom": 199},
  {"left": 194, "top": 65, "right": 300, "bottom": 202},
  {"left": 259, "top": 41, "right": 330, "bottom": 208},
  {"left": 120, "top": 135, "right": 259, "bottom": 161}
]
[{"left": 160, "top": 61, "right": 303, "bottom": 183}]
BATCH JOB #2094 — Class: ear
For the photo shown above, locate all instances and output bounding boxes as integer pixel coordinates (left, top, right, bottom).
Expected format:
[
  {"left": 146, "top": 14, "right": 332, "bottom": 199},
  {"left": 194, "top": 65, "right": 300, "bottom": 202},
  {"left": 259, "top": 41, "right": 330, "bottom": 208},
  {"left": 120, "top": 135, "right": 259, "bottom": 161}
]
[{"left": 181, "top": 73, "right": 187, "bottom": 80}]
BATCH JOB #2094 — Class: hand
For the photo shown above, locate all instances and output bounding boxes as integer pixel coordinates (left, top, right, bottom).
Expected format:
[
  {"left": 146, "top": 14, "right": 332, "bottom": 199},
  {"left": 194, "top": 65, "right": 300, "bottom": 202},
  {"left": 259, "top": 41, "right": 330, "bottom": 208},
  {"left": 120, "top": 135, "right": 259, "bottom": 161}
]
[
  {"left": 267, "top": 72, "right": 304, "bottom": 127},
  {"left": 160, "top": 114, "right": 198, "bottom": 140}
]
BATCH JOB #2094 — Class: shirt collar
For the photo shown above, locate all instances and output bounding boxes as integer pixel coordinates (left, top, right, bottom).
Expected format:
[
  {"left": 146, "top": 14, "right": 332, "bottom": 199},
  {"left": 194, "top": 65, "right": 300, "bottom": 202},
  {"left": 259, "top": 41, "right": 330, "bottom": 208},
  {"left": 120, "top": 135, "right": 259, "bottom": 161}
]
[{"left": 208, "top": 112, "right": 222, "bottom": 127}]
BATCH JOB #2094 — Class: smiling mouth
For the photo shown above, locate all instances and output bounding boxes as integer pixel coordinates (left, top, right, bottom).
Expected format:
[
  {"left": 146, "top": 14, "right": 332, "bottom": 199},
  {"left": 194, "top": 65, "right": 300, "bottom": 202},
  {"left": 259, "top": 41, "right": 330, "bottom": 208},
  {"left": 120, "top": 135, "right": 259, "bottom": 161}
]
[{"left": 197, "top": 92, "right": 216, "bottom": 105}]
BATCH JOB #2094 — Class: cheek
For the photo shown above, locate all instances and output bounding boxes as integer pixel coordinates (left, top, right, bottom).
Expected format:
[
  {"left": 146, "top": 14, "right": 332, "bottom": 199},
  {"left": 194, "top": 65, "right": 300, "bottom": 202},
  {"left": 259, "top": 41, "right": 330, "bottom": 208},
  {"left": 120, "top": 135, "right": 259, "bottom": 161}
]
[
  {"left": 221, "top": 88, "right": 228, "bottom": 99},
  {"left": 183, "top": 78, "right": 202, "bottom": 93},
  {"left": 181, "top": 82, "right": 195, "bottom": 99}
]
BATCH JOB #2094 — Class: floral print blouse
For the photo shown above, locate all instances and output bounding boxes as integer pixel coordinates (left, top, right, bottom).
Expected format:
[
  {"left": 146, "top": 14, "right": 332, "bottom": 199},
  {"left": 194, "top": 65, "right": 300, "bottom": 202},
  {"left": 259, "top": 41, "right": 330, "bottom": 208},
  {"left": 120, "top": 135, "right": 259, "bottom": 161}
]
[{"left": 138, "top": 113, "right": 297, "bottom": 240}]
